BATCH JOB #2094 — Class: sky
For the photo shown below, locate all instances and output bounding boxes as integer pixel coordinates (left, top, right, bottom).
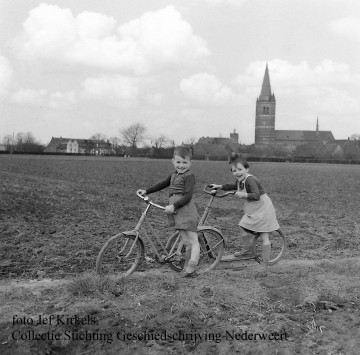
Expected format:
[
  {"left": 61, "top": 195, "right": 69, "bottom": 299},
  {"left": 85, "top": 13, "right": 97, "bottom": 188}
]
[{"left": 1, "top": 0, "right": 360, "bottom": 146}]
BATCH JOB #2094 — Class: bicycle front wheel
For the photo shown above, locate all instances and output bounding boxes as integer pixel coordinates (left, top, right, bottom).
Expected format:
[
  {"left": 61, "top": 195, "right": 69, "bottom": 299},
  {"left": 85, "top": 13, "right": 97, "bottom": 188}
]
[
  {"left": 96, "top": 233, "right": 144, "bottom": 278},
  {"left": 252, "top": 229, "right": 286, "bottom": 265}
]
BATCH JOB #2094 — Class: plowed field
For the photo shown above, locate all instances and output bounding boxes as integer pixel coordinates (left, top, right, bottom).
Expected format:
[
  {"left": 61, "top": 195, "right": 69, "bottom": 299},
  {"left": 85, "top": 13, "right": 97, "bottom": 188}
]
[{"left": 1, "top": 155, "right": 360, "bottom": 354}]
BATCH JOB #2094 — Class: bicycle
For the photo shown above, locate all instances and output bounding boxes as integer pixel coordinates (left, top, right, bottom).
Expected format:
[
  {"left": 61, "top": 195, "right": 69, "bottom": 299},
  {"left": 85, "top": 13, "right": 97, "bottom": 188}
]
[
  {"left": 96, "top": 189, "right": 230, "bottom": 278},
  {"left": 203, "top": 186, "right": 287, "bottom": 265}
]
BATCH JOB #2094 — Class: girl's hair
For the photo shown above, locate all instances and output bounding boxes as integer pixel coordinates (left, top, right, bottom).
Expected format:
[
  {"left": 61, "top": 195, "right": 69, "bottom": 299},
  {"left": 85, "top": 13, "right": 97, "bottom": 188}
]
[
  {"left": 228, "top": 153, "right": 249, "bottom": 168},
  {"left": 173, "top": 146, "right": 192, "bottom": 159}
]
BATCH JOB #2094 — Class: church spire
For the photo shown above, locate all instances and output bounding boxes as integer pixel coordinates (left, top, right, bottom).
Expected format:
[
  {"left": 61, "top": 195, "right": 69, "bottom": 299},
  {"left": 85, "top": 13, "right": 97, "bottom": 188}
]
[
  {"left": 259, "top": 63, "right": 272, "bottom": 101},
  {"left": 316, "top": 117, "right": 319, "bottom": 133}
]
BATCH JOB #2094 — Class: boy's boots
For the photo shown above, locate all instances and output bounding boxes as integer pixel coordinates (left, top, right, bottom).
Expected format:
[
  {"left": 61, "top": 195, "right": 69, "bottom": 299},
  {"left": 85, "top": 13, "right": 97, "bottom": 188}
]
[
  {"left": 183, "top": 248, "right": 199, "bottom": 277},
  {"left": 183, "top": 248, "right": 191, "bottom": 271},
  {"left": 184, "top": 260, "right": 198, "bottom": 278}
]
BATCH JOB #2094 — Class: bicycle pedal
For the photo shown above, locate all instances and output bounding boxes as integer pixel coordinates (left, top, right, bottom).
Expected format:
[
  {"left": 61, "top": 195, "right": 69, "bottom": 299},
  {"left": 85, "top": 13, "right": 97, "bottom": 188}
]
[{"left": 156, "top": 255, "right": 166, "bottom": 263}]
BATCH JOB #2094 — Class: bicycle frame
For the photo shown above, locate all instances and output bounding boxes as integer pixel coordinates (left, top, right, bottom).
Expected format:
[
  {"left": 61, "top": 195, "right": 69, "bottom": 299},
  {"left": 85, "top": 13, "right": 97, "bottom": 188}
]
[
  {"left": 122, "top": 188, "right": 234, "bottom": 263},
  {"left": 122, "top": 193, "right": 180, "bottom": 262},
  {"left": 199, "top": 186, "right": 235, "bottom": 226}
]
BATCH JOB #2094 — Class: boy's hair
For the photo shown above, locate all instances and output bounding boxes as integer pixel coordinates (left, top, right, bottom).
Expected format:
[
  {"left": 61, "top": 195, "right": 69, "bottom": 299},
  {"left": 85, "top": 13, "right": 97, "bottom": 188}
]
[
  {"left": 173, "top": 146, "right": 192, "bottom": 159},
  {"left": 228, "top": 153, "right": 249, "bottom": 168}
]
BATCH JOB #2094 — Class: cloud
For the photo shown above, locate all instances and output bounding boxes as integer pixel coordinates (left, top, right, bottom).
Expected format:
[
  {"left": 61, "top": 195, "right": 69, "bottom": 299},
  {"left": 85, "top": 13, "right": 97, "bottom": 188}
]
[
  {"left": 9, "top": 88, "right": 76, "bottom": 108},
  {"left": 308, "top": 87, "right": 359, "bottom": 115},
  {"left": 144, "top": 93, "right": 164, "bottom": 106},
  {"left": 329, "top": 17, "right": 360, "bottom": 41},
  {"left": 10, "top": 88, "right": 47, "bottom": 105},
  {"left": 18, "top": 4, "right": 209, "bottom": 75},
  {"left": 49, "top": 91, "right": 77, "bottom": 109},
  {"left": 235, "top": 59, "right": 360, "bottom": 116},
  {"left": 196, "top": 0, "right": 248, "bottom": 6},
  {"left": 180, "top": 72, "right": 239, "bottom": 105},
  {"left": 81, "top": 75, "right": 139, "bottom": 107},
  {"left": 0, "top": 56, "right": 13, "bottom": 97},
  {"left": 235, "top": 59, "right": 356, "bottom": 89}
]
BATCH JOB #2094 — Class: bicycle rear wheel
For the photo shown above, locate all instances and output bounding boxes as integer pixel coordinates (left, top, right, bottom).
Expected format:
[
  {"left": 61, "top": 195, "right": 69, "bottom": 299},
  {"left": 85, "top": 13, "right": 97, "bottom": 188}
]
[
  {"left": 96, "top": 233, "right": 144, "bottom": 278},
  {"left": 166, "top": 228, "right": 225, "bottom": 274},
  {"left": 197, "top": 228, "right": 225, "bottom": 273},
  {"left": 252, "top": 229, "right": 286, "bottom": 265},
  {"left": 165, "top": 231, "right": 185, "bottom": 272}
]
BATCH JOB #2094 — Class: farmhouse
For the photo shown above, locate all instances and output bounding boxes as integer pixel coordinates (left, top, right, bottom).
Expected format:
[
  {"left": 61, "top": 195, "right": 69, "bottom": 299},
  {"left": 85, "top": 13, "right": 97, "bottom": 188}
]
[
  {"left": 194, "top": 130, "right": 240, "bottom": 159},
  {"left": 44, "top": 137, "right": 114, "bottom": 155}
]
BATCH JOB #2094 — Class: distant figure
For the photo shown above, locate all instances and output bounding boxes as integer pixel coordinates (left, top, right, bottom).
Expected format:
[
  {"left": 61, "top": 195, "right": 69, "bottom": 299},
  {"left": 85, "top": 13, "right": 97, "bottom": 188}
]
[
  {"left": 137, "top": 146, "right": 200, "bottom": 277},
  {"left": 209, "top": 154, "right": 279, "bottom": 262}
]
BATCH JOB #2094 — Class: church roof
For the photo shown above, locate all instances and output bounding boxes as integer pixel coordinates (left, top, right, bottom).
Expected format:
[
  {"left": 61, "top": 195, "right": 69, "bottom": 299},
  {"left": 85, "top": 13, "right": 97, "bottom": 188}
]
[
  {"left": 259, "top": 64, "right": 273, "bottom": 101},
  {"left": 275, "top": 130, "right": 335, "bottom": 141}
]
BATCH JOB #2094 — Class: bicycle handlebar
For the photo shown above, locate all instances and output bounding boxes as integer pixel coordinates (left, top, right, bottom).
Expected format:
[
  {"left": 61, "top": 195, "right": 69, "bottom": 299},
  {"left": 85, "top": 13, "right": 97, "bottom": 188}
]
[
  {"left": 136, "top": 191, "right": 166, "bottom": 210},
  {"left": 203, "top": 185, "right": 236, "bottom": 197}
]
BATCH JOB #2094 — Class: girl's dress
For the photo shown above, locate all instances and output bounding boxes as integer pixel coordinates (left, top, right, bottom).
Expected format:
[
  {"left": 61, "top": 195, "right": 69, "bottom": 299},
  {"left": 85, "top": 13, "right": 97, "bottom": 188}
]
[{"left": 225, "top": 175, "right": 279, "bottom": 233}]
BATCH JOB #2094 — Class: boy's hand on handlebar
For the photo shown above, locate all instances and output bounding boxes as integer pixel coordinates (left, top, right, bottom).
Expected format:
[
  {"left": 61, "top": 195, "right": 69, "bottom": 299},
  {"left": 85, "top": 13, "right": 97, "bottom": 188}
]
[
  {"left": 208, "top": 184, "right": 222, "bottom": 189},
  {"left": 137, "top": 189, "right": 147, "bottom": 196},
  {"left": 164, "top": 204, "right": 175, "bottom": 214}
]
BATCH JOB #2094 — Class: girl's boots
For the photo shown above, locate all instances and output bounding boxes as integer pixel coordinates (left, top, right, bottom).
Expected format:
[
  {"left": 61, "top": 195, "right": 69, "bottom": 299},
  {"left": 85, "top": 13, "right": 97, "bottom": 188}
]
[{"left": 262, "top": 244, "right": 271, "bottom": 263}]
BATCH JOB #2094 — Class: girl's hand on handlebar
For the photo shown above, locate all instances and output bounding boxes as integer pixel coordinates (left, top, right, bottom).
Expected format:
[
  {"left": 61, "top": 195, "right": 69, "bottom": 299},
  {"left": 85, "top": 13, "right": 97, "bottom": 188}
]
[
  {"left": 164, "top": 204, "right": 175, "bottom": 214},
  {"left": 208, "top": 184, "right": 222, "bottom": 189},
  {"left": 234, "top": 191, "right": 247, "bottom": 199},
  {"left": 137, "top": 189, "right": 147, "bottom": 196}
]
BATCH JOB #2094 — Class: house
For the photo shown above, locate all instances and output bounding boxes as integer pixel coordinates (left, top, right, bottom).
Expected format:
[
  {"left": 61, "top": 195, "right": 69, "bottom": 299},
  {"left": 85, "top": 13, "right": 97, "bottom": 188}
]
[
  {"left": 44, "top": 137, "right": 115, "bottom": 155},
  {"left": 194, "top": 130, "right": 240, "bottom": 159}
]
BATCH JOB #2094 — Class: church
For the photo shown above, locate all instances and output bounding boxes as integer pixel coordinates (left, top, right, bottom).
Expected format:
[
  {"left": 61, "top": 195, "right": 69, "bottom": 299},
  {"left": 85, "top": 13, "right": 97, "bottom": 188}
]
[{"left": 255, "top": 64, "right": 335, "bottom": 146}]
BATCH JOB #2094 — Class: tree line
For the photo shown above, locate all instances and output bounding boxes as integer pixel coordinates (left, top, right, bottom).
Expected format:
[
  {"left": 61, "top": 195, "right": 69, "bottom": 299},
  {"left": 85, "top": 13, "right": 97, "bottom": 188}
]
[
  {"left": 1, "top": 123, "right": 195, "bottom": 154},
  {"left": 1, "top": 132, "right": 45, "bottom": 153}
]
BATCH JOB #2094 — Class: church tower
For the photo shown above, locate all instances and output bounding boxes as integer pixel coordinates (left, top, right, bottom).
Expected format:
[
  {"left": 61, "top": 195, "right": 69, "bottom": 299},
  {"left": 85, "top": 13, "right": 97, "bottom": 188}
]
[{"left": 255, "top": 64, "right": 276, "bottom": 144}]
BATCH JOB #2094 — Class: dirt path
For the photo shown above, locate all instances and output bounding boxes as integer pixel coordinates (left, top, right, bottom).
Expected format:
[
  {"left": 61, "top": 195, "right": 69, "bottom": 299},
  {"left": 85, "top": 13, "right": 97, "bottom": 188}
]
[
  {"left": 1, "top": 257, "right": 360, "bottom": 355},
  {"left": 1, "top": 256, "right": 359, "bottom": 291}
]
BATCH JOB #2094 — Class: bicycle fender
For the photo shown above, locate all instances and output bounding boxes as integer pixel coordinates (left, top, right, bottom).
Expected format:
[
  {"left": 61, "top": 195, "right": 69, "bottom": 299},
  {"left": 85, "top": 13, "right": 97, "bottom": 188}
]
[
  {"left": 121, "top": 231, "right": 145, "bottom": 249},
  {"left": 197, "top": 226, "right": 226, "bottom": 246},
  {"left": 122, "top": 231, "right": 138, "bottom": 239}
]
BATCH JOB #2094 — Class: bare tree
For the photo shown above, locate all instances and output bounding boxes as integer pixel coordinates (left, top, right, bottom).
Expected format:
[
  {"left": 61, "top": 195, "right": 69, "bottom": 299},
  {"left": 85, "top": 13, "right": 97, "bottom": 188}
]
[
  {"left": 23, "top": 131, "right": 36, "bottom": 144},
  {"left": 2, "top": 134, "right": 13, "bottom": 150},
  {"left": 16, "top": 132, "right": 24, "bottom": 145},
  {"left": 184, "top": 136, "right": 197, "bottom": 145},
  {"left": 350, "top": 133, "right": 360, "bottom": 140},
  {"left": 151, "top": 134, "right": 169, "bottom": 149},
  {"left": 120, "top": 122, "right": 146, "bottom": 148},
  {"left": 168, "top": 139, "right": 176, "bottom": 148},
  {"left": 109, "top": 136, "right": 121, "bottom": 148},
  {"left": 12, "top": 131, "right": 44, "bottom": 153},
  {"left": 90, "top": 133, "right": 106, "bottom": 141}
]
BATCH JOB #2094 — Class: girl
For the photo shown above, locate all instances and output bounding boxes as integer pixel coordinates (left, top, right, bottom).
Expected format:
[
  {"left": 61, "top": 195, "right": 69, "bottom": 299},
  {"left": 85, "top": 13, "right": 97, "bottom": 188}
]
[
  {"left": 137, "top": 146, "right": 199, "bottom": 277},
  {"left": 209, "top": 154, "right": 279, "bottom": 262}
]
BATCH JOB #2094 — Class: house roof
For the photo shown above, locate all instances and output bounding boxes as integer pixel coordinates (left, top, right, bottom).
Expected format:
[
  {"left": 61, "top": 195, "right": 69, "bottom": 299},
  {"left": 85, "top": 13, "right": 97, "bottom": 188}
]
[{"left": 48, "top": 137, "right": 112, "bottom": 149}]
